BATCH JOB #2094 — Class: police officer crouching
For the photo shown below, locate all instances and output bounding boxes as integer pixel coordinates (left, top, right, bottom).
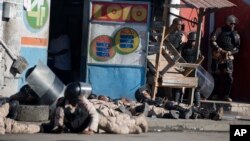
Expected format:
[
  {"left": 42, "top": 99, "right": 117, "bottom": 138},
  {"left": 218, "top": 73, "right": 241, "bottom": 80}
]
[{"left": 41, "top": 82, "right": 99, "bottom": 134}]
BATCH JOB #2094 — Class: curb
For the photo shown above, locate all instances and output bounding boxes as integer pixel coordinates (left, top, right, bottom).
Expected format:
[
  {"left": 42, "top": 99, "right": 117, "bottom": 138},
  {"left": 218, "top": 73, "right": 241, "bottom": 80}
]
[{"left": 147, "top": 118, "right": 250, "bottom": 132}]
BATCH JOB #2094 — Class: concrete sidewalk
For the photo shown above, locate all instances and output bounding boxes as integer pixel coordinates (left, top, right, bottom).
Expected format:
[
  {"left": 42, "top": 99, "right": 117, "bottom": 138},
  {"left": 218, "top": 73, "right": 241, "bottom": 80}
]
[
  {"left": 147, "top": 118, "right": 250, "bottom": 132},
  {"left": 200, "top": 100, "right": 250, "bottom": 116},
  {"left": 147, "top": 100, "right": 250, "bottom": 132}
]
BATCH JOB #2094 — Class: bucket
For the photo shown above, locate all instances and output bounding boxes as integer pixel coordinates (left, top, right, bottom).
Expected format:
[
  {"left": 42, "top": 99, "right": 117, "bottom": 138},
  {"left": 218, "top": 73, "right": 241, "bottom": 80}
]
[
  {"left": 196, "top": 66, "right": 214, "bottom": 98},
  {"left": 25, "top": 60, "right": 65, "bottom": 105}
]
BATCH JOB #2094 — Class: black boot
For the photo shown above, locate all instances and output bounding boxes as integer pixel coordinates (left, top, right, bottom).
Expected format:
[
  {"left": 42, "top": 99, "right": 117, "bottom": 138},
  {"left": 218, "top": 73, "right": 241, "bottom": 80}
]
[
  {"left": 194, "top": 90, "right": 201, "bottom": 107},
  {"left": 169, "top": 110, "right": 180, "bottom": 119},
  {"left": 8, "top": 100, "right": 19, "bottom": 120},
  {"left": 175, "top": 91, "right": 181, "bottom": 103},
  {"left": 173, "top": 105, "right": 192, "bottom": 119},
  {"left": 134, "top": 103, "right": 149, "bottom": 117}
]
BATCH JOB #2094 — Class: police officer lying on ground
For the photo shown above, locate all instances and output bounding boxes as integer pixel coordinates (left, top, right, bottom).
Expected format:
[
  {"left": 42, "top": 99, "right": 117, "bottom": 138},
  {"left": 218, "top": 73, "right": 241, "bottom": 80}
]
[
  {"left": 135, "top": 86, "right": 193, "bottom": 119},
  {"left": 134, "top": 85, "right": 224, "bottom": 120},
  {"left": 0, "top": 85, "right": 39, "bottom": 120},
  {"left": 88, "top": 94, "right": 148, "bottom": 134},
  {"left": 0, "top": 85, "right": 41, "bottom": 135}
]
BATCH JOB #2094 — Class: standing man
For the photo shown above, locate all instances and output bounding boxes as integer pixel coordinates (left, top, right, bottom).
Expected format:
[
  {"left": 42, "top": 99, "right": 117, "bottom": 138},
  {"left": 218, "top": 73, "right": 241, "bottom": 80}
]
[
  {"left": 167, "top": 18, "right": 187, "bottom": 103},
  {"left": 167, "top": 18, "right": 186, "bottom": 52},
  {"left": 48, "top": 24, "right": 72, "bottom": 84},
  {"left": 181, "top": 32, "right": 200, "bottom": 106},
  {"left": 210, "top": 15, "right": 240, "bottom": 102}
]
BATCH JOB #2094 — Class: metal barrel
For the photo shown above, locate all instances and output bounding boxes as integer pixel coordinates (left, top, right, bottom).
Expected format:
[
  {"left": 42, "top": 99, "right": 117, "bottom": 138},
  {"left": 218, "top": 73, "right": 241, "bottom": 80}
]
[
  {"left": 25, "top": 60, "right": 65, "bottom": 105},
  {"left": 196, "top": 66, "right": 214, "bottom": 99}
]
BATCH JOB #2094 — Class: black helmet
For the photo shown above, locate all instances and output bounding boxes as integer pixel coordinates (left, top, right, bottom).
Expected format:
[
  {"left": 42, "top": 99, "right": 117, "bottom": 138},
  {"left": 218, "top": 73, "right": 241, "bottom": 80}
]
[
  {"left": 64, "top": 82, "right": 92, "bottom": 103},
  {"left": 225, "top": 15, "right": 238, "bottom": 25},
  {"left": 20, "top": 84, "right": 39, "bottom": 99},
  {"left": 188, "top": 32, "right": 197, "bottom": 41},
  {"left": 88, "top": 93, "right": 97, "bottom": 99},
  {"left": 135, "top": 85, "right": 151, "bottom": 102}
]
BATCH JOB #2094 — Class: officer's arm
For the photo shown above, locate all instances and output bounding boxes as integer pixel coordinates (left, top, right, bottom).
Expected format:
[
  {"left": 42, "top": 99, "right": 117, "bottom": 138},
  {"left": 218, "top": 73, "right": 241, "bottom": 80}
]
[
  {"left": 211, "top": 28, "right": 224, "bottom": 52},
  {"left": 79, "top": 96, "right": 99, "bottom": 133},
  {"left": 230, "top": 33, "right": 240, "bottom": 55}
]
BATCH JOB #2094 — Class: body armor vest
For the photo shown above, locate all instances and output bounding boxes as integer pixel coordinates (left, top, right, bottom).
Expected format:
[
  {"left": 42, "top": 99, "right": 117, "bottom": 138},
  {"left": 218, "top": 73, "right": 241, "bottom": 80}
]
[
  {"left": 182, "top": 43, "right": 197, "bottom": 63},
  {"left": 217, "top": 27, "right": 237, "bottom": 51},
  {"left": 168, "top": 31, "right": 183, "bottom": 51}
]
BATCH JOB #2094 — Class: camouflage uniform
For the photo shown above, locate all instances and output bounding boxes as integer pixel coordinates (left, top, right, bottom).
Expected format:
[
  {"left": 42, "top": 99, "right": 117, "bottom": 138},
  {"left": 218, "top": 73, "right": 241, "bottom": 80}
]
[
  {"left": 53, "top": 96, "right": 99, "bottom": 133},
  {"left": 90, "top": 99, "right": 148, "bottom": 134},
  {"left": 0, "top": 103, "right": 40, "bottom": 135}
]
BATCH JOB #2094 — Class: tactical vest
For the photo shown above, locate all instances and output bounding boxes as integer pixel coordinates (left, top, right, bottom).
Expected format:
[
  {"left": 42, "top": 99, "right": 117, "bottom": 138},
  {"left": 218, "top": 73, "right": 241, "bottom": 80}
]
[
  {"left": 217, "top": 27, "right": 237, "bottom": 51},
  {"left": 168, "top": 31, "right": 183, "bottom": 51},
  {"left": 182, "top": 44, "right": 197, "bottom": 63}
]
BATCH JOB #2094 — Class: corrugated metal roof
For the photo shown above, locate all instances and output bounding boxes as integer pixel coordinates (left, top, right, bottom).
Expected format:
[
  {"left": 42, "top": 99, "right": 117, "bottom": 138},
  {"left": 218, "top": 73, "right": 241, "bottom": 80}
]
[{"left": 182, "top": 0, "right": 236, "bottom": 9}]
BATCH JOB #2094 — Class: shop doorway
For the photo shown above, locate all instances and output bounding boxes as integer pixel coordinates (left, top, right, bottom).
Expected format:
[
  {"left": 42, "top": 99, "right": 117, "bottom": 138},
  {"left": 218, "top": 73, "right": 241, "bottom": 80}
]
[{"left": 48, "top": 0, "right": 84, "bottom": 84}]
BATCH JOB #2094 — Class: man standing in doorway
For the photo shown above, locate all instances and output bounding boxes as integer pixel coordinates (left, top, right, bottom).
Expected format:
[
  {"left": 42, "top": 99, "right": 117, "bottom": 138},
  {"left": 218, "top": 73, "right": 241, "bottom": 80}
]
[
  {"left": 210, "top": 15, "right": 240, "bottom": 102},
  {"left": 48, "top": 24, "right": 72, "bottom": 84}
]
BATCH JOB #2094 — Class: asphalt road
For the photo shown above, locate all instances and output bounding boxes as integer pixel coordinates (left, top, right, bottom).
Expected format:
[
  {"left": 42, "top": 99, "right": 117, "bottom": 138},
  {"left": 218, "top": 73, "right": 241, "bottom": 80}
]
[{"left": 0, "top": 131, "right": 229, "bottom": 141}]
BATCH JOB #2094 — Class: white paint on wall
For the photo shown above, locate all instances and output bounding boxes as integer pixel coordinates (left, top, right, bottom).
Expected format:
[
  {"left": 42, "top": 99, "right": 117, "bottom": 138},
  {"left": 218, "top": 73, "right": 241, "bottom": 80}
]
[{"left": 169, "top": 0, "right": 180, "bottom": 25}]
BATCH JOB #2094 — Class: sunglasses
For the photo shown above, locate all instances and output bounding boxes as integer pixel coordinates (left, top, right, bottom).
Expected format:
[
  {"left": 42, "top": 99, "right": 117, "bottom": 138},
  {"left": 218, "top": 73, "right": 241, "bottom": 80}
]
[{"left": 230, "top": 23, "right": 236, "bottom": 25}]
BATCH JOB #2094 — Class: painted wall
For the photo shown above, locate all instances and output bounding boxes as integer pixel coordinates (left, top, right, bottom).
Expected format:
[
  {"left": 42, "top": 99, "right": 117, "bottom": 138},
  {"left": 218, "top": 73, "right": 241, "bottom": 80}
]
[
  {"left": 180, "top": 7, "right": 205, "bottom": 38},
  {"left": 0, "top": 0, "right": 50, "bottom": 96},
  {"left": 214, "top": 0, "right": 250, "bottom": 101}
]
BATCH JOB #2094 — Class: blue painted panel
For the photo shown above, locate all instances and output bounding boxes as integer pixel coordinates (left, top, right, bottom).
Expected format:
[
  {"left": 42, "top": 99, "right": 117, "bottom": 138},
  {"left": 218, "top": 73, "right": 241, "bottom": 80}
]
[
  {"left": 18, "top": 47, "right": 47, "bottom": 88},
  {"left": 88, "top": 65, "right": 145, "bottom": 100}
]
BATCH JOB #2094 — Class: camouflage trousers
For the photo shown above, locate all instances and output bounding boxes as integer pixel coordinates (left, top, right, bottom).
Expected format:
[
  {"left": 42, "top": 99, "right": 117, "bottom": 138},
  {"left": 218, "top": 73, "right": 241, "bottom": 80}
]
[
  {"left": 0, "top": 103, "right": 40, "bottom": 135},
  {"left": 53, "top": 107, "right": 65, "bottom": 127},
  {"left": 98, "top": 105, "right": 148, "bottom": 134}
]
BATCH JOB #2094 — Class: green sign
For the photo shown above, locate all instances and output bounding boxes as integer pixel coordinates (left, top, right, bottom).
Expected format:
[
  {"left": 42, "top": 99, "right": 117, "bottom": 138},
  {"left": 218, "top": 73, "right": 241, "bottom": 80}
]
[{"left": 25, "top": 0, "right": 49, "bottom": 30}]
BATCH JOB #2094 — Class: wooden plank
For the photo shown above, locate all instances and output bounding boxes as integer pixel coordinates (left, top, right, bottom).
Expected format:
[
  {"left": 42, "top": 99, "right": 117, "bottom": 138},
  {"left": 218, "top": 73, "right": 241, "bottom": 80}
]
[
  {"left": 175, "top": 63, "right": 199, "bottom": 68},
  {"left": 183, "top": 55, "right": 204, "bottom": 76},
  {"left": 152, "top": 0, "right": 169, "bottom": 100},
  {"left": 161, "top": 75, "right": 198, "bottom": 88}
]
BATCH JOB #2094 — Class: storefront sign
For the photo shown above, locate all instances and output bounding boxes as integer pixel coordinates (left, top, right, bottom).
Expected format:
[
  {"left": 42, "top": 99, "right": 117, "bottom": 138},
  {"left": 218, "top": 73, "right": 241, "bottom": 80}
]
[
  {"left": 88, "top": 1, "right": 149, "bottom": 66},
  {"left": 90, "top": 35, "right": 116, "bottom": 61},
  {"left": 92, "top": 1, "right": 148, "bottom": 23},
  {"left": 114, "top": 27, "right": 139, "bottom": 54}
]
